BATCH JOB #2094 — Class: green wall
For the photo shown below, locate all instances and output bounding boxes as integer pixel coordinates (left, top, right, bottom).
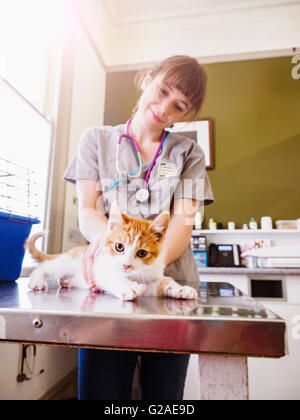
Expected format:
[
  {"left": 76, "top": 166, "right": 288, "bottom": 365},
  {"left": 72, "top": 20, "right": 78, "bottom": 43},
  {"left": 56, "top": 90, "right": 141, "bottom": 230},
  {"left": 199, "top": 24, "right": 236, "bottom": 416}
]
[{"left": 104, "top": 57, "right": 300, "bottom": 228}]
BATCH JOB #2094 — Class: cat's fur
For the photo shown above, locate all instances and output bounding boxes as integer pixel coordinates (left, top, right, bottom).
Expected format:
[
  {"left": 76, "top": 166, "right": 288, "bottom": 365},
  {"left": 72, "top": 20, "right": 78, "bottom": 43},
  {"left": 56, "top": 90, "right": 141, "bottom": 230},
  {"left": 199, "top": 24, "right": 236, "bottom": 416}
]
[{"left": 26, "top": 202, "right": 198, "bottom": 301}]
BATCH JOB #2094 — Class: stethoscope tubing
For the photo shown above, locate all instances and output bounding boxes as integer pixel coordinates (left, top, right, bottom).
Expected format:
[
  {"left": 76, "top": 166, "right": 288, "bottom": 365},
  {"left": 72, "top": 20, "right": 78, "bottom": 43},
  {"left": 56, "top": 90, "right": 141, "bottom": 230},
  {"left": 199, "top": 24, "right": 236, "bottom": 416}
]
[{"left": 111, "top": 118, "right": 170, "bottom": 191}]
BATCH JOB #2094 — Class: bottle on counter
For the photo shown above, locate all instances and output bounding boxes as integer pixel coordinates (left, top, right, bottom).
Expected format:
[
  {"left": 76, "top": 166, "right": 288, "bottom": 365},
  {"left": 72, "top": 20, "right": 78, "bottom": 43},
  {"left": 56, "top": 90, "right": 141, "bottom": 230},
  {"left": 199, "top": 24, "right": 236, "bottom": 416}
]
[
  {"left": 194, "top": 212, "right": 202, "bottom": 230},
  {"left": 249, "top": 217, "right": 258, "bottom": 230},
  {"left": 209, "top": 219, "right": 217, "bottom": 230},
  {"left": 260, "top": 216, "right": 273, "bottom": 231},
  {"left": 228, "top": 221, "right": 235, "bottom": 230}
]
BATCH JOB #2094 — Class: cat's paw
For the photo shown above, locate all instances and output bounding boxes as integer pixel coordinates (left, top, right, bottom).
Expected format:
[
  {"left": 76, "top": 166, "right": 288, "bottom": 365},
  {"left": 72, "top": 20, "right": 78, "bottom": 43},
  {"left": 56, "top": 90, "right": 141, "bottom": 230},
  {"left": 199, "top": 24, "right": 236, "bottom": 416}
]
[
  {"left": 121, "top": 284, "right": 147, "bottom": 301},
  {"left": 28, "top": 271, "right": 47, "bottom": 291},
  {"left": 163, "top": 299, "right": 198, "bottom": 314},
  {"left": 59, "top": 275, "right": 72, "bottom": 288},
  {"left": 165, "top": 284, "right": 198, "bottom": 300}
]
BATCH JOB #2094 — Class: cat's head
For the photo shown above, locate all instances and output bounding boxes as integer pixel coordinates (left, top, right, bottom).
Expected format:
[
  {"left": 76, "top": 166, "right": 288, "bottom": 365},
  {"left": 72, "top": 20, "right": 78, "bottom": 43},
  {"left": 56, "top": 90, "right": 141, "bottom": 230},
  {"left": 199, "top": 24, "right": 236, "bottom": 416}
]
[{"left": 104, "top": 201, "right": 169, "bottom": 274}]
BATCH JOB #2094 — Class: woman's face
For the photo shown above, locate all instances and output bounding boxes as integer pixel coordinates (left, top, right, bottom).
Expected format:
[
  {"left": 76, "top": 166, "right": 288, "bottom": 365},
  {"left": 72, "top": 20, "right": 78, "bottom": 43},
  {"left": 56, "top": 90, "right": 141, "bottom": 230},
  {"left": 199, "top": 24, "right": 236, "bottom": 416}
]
[{"left": 137, "top": 74, "right": 192, "bottom": 131}]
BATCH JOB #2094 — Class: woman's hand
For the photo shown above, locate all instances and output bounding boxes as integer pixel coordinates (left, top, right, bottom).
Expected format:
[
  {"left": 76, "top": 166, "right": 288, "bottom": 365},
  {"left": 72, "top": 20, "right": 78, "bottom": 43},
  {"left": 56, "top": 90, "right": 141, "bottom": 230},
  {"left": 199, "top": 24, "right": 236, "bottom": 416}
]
[{"left": 82, "top": 237, "right": 105, "bottom": 291}]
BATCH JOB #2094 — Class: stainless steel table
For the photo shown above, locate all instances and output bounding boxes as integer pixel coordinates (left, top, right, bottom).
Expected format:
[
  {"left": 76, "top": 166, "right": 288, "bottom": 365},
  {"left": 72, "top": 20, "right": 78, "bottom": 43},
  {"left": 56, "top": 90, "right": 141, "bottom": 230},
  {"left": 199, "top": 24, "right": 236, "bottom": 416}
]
[{"left": 0, "top": 279, "right": 286, "bottom": 399}]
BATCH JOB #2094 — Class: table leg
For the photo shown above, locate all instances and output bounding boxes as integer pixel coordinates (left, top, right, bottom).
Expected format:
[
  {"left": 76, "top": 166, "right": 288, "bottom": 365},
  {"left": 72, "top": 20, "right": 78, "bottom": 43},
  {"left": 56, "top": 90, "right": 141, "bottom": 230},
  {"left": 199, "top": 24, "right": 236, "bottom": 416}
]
[{"left": 198, "top": 355, "right": 248, "bottom": 400}]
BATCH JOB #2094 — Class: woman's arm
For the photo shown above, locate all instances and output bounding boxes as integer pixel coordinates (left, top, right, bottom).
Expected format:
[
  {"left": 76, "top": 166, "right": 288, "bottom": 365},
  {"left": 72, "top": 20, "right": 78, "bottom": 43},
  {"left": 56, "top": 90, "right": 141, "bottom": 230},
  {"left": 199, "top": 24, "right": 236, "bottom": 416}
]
[
  {"left": 164, "top": 198, "right": 198, "bottom": 267},
  {"left": 76, "top": 179, "right": 108, "bottom": 243},
  {"left": 76, "top": 180, "right": 108, "bottom": 285}
]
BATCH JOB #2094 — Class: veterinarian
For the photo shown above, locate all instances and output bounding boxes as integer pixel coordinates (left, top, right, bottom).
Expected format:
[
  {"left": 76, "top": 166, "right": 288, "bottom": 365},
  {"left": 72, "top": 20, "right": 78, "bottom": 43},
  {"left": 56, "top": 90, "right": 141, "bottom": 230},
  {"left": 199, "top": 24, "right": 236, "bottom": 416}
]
[{"left": 64, "top": 55, "right": 214, "bottom": 400}]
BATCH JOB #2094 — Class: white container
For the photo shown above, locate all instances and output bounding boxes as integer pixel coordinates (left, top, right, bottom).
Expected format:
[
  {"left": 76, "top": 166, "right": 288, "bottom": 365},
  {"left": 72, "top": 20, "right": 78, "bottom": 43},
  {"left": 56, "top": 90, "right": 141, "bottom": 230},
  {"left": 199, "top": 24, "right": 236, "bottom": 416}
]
[
  {"left": 228, "top": 221, "right": 235, "bottom": 230},
  {"left": 210, "top": 222, "right": 217, "bottom": 230},
  {"left": 208, "top": 218, "right": 216, "bottom": 230},
  {"left": 261, "top": 216, "right": 273, "bottom": 231},
  {"left": 275, "top": 220, "right": 297, "bottom": 230},
  {"left": 194, "top": 212, "right": 202, "bottom": 230},
  {"left": 249, "top": 217, "right": 258, "bottom": 230}
]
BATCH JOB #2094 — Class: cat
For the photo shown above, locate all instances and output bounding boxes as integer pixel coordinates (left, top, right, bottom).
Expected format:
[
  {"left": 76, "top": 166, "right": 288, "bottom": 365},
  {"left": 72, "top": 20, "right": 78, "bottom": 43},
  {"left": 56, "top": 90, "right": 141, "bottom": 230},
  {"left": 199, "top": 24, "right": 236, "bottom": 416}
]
[{"left": 26, "top": 201, "right": 198, "bottom": 301}]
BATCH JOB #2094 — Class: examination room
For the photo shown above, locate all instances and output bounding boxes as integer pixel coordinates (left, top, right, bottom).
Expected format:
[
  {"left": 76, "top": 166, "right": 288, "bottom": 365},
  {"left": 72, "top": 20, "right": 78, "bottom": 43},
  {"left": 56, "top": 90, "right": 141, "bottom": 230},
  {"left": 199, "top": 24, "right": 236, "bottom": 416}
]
[{"left": 0, "top": 0, "right": 300, "bottom": 402}]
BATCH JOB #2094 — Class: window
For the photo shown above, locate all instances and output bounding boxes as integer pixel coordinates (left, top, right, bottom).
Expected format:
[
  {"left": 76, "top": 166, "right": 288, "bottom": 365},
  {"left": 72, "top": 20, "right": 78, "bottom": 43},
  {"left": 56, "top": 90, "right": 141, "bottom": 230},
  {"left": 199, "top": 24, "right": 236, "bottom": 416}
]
[
  {"left": 0, "top": 0, "right": 65, "bottom": 269},
  {"left": 0, "top": 77, "right": 53, "bottom": 226},
  {"left": 0, "top": 0, "right": 64, "bottom": 109}
]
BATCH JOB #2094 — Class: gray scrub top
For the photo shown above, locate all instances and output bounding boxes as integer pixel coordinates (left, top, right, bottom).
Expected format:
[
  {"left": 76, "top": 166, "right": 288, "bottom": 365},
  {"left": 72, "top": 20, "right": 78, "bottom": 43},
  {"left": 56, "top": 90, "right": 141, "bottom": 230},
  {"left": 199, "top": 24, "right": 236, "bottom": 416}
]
[{"left": 64, "top": 123, "right": 214, "bottom": 284}]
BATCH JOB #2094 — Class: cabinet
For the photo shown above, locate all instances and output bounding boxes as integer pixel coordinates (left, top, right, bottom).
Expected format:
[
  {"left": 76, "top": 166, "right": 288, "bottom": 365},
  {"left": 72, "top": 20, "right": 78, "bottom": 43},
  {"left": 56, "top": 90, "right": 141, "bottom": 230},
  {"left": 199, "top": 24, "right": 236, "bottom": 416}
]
[{"left": 194, "top": 229, "right": 300, "bottom": 400}]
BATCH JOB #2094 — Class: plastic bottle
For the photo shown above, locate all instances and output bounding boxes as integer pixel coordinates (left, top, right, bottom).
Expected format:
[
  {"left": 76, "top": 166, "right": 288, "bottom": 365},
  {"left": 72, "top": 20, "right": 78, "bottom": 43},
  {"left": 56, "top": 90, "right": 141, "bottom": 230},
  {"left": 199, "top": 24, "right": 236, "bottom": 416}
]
[
  {"left": 194, "top": 212, "right": 202, "bottom": 230},
  {"left": 249, "top": 217, "right": 258, "bottom": 230},
  {"left": 228, "top": 221, "right": 235, "bottom": 230},
  {"left": 209, "top": 219, "right": 217, "bottom": 230}
]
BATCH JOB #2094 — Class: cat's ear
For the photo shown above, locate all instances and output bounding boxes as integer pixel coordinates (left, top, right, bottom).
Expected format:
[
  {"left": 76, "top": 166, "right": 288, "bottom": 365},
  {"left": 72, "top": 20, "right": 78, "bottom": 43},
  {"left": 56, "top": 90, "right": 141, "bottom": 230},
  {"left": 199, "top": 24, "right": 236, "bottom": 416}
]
[
  {"left": 148, "top": 212, "right": 170, "bottom": 241},
  {"left": 108, "top": 200, "right": 129, "bottom": 230}
]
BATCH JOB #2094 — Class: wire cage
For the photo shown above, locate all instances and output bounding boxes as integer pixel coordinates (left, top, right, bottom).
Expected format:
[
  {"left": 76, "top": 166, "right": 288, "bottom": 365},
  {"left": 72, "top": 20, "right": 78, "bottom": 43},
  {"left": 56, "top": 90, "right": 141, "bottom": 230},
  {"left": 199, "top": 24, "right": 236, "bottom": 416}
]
[
  {"left": 0, "top": 157, "right": 39, "bottom": 218},
  {"left": 0, "top": 156, "right": 40, "bottom": 282}
]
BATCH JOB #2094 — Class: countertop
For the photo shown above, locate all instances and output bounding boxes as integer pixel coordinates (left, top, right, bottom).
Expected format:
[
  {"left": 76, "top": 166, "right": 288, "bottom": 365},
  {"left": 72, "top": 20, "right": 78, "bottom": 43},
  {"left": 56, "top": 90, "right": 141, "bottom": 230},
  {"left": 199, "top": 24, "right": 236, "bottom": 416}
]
[
  {"left": 198, "top": 267, "right": 300, "bottom": 275},
  {"left": 0, "top": 278, "right": 286, "bottom": 357}
]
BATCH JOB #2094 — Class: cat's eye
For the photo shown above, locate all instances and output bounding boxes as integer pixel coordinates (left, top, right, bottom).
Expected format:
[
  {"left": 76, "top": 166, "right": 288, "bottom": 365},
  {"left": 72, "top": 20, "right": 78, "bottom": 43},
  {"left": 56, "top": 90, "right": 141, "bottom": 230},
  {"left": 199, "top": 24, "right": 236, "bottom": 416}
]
[
  {"left": 115, "top": 243, "right": 124, "bottom": 252},
  {"left": 136, "top": 249, "right": 148, "bottom": 258}
]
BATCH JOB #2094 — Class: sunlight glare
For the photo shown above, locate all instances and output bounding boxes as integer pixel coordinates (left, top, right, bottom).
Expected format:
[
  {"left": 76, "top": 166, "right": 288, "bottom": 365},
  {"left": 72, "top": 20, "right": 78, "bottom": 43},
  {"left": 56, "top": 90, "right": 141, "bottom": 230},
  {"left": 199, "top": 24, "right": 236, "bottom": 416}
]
[{"left": 0, "top": 0, "right": 65, "bottom": 106}]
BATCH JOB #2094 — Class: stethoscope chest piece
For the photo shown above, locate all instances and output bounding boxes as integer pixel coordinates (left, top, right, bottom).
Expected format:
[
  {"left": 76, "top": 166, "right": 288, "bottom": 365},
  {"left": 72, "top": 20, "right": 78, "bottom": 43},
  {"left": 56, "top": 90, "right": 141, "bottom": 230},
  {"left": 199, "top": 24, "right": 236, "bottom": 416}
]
[{"left": 135, "top": 188, "right": 149, "bottom": 203}]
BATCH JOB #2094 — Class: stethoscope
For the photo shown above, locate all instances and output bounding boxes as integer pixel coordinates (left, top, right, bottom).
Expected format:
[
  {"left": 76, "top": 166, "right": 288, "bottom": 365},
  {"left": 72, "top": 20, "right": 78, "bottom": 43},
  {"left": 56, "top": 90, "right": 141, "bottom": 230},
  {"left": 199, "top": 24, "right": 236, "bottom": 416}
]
[{"left": 112, "top": 116, "right": 171, "bottom": 202}]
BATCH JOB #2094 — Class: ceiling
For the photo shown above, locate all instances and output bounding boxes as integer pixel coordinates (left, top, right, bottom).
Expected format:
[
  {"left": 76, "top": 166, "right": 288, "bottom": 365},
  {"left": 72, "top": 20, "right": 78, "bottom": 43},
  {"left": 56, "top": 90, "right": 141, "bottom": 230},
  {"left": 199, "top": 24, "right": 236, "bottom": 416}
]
[
  {"left": 101, "top": 0, "right": 300, "bottom": 25},
  {"left": 79, "top": 0, "right": 300, "bottom": 70}
]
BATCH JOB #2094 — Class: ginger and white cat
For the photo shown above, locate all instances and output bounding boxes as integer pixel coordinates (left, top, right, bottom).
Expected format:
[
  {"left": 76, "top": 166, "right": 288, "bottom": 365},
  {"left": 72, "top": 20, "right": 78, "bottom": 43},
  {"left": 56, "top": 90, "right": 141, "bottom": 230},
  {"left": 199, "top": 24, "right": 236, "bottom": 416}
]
[{"left": 26, "top": 202, "right": 198, "bottom": 301}]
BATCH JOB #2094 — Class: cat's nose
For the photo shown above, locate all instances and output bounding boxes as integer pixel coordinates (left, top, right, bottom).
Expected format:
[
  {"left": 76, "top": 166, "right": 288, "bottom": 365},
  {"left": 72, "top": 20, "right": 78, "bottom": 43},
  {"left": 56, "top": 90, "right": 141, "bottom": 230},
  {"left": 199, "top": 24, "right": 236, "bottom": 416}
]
[{"left": 123, "top": 264, "right": 132, "bottom": 271}]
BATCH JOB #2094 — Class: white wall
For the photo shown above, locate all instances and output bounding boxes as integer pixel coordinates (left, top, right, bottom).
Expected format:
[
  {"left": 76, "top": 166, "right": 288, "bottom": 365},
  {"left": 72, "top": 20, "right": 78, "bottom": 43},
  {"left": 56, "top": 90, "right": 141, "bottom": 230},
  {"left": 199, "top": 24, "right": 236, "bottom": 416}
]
[{"left": 0, "top": 343, "right": 77, "bottom": 400}]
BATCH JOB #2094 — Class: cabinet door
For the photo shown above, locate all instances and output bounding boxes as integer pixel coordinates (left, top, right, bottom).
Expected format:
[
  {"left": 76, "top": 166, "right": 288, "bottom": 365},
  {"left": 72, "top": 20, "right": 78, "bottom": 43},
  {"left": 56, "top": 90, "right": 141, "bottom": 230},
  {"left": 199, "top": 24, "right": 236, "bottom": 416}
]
[{"left": 248, "top": 301, "right": 300, "bottom": 400}]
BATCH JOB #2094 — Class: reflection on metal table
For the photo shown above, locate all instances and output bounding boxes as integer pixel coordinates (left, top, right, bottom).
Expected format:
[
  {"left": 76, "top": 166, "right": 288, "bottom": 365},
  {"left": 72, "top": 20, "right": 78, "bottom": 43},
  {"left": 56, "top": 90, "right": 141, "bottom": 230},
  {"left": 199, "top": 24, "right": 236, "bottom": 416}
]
[
  {"left": 0, "top": 279, "right": 286, "bottom": 400},
  {"left": 0, "top": 279, "right": 285, "bottom": 357}
]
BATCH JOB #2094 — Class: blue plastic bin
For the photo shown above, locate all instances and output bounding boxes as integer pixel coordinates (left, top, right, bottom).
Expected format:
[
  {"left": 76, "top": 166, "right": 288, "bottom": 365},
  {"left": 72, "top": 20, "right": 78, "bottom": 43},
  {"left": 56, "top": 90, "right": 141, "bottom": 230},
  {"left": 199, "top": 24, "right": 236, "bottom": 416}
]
[{"left": 0, "top": 211, "right": 40, "bottom": 282}]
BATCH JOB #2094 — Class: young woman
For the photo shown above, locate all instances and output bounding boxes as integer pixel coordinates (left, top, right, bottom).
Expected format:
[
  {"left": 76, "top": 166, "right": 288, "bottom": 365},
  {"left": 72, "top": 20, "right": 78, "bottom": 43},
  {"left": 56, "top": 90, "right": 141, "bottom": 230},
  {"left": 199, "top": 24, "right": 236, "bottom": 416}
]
[{"left": 64, "top": 55, "right": 214, "bottom": 400}]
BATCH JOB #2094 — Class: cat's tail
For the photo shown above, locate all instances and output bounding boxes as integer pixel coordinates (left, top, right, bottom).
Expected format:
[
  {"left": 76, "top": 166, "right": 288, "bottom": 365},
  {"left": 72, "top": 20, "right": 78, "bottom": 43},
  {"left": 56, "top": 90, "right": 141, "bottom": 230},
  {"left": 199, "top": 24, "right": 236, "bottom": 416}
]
[{"left": 25, "top": 232, "right": 58, "bottom": 262}]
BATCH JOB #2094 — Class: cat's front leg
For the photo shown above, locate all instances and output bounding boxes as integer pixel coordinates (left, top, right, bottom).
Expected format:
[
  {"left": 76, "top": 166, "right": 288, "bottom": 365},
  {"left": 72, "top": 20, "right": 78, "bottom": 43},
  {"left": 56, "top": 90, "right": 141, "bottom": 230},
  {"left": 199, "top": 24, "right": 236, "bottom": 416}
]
[
  {"left": 99, "top": 275, "right": 146, "bottom": 301},
  {"left": 156, "top": 277, "right": 198, "bottom": 300},
  {"left": 120, "top": 282, "right": 147, "bottom": 301}
]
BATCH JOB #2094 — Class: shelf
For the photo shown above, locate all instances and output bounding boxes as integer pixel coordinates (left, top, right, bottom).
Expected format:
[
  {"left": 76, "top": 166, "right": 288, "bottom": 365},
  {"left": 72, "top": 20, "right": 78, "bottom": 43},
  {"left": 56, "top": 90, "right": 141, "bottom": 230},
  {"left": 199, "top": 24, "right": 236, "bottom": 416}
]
[
  {"left": 193, "top": 229, "right": 300, "bottom": 235},
  {"left": 198, "top": 267, "right": 300, "bottom": 275}
]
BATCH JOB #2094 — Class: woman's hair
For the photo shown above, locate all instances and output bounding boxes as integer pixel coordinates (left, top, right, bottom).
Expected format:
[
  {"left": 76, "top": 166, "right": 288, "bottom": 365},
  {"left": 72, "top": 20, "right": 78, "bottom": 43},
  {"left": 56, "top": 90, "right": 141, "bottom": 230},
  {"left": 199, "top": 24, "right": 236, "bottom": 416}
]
[{"left": 134, "top": 55, "right": 207, "bottom": 120}]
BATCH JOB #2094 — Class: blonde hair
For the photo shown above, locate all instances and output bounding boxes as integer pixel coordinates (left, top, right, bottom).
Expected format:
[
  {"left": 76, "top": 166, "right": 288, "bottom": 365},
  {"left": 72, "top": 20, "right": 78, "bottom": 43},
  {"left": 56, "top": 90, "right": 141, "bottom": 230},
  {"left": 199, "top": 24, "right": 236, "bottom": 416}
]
[{"left": 134, "top": 55, "right": 207, "bottom": 120}]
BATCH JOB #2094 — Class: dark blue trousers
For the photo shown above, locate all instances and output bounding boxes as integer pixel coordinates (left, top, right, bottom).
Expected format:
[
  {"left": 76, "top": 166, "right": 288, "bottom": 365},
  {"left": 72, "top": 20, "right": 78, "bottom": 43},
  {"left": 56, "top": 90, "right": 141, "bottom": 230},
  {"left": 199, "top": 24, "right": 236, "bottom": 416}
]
[{"left": 78, "top": 348, "right": 190, "bottom": 400}]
